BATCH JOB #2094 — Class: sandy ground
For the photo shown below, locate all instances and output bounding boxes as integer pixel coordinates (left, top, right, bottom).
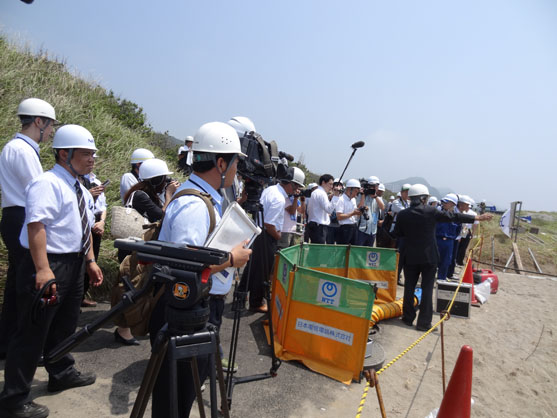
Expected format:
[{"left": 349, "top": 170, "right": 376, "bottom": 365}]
[{"left": 1, "top": 269, "right": 556, "bottom": 418}]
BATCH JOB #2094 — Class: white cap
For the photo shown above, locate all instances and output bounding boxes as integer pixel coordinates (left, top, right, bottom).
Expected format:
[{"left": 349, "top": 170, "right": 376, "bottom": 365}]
[
  {"left": 131, "top": 148, "right": 155, "bottom": 164},
  {"left": 345, "top": 178, "right": 361, "bottom": 188},
  {"left": 17, "top": 98, "right": 57, "bottom": 121},
  {"left": 139, "top": 158, "right": 173, "bottom": 180}
]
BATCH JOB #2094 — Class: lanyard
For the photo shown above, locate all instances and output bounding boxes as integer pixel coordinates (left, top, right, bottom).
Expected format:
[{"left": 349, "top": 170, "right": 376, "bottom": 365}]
[{"left": 16, "top": 135, "right": 41, "bottom": 162}]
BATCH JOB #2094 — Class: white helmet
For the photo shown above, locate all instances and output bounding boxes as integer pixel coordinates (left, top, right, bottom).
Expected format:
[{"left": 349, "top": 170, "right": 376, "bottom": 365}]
[
  {"left": 131, "top": 148, "right": 155, "bottom": 164},
  {"left": 193, "top": 122, "right": 246, "bottom": 156},
  {"left": 428, "top": 196, "right": 439, "bottom": 204},
  {"left": 442, "top": 193, "right": 458, "bottom": 205},
  {"left": 17, "top": 98, "right": 57, "bottom": 121},
  {"left": 408, "top": 184, "right": 429, "bottom": 197},
  {"left": 345, "top": 178, "right": 361, "bottom": 188},
  {"left": 334, "top": 178, "right": 343, "bottom": 184},
  {"left": 52, "top": 125, "right": 97, "bottom": 150},
  {"left": 368, "top": 176, "right": 380, "bottom": 184},
  {"left": 378, "top": 183, "right": 385, "bottom": 191},
  {"left": 389, "top": 195, "right": 395, "bottom": 200},
  {"left": 290, "top": 167, "right": 305, "bottom": 187},
  {"left": 401, "top": 183, "right": 411, "bottom": 192},
  {"left": 185, "top": 135, "right": 194, "bottom": 144},
  {"left": 307, "top": 182, "right": 318, "bottom": 190},
  {"left": 458, "top": 195, "right": 474, "bottom": 205},
  {"left": 139, "top": 158, "right": 173, "bottom": 180},
  {"left": 227, "top": 116, "right": 256, "bottom": 137}
]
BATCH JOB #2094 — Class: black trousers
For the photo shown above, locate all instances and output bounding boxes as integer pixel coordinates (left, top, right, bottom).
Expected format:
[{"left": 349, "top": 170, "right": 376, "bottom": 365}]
[
  {"left": 307, "top": 222, "right": 327, "bottom": 244},
  {"left": 337, "top": 224, "right": 357, "bottom": 245},
  {"left": 456, "top": 233, "right": 472, "bottom": 265},
  {"left": 239, "top": 231, "right": 277, "bottom": 307},
  {"left": 0, "top": 206, "right": 26, "bottom": 354},
  {"left": 402, "top": 263, "right": 437, "bottom": 329},
  {"left": 0, "top": 251, "right": 85, "bottom": 408}
]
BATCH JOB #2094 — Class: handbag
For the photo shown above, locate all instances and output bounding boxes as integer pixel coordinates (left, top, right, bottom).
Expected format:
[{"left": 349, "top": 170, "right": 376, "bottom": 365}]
[{"left": 110, "top": 191, "right": 148, "bottom": 239}]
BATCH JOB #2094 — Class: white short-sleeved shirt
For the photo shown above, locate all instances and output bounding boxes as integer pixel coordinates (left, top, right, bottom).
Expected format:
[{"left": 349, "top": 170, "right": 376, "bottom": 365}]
[
  {"left": 85, "top": 173, "right": 107, "bottom": 217},
  {"left": 20, "top": 164, "right": 95, "bottom": 253},
  {"left": 120, "top": 172, "right": 138, "bottom": 203},
  {"left": 308, "top": 186, "right": 335, "bottom": 225},
  {"left": 389, "top": 197, "right": 409, "bottom": 232},
  {"left": 282, "top": 197, "right": 301, "bottom": 233},
  {"left": 460, "top": 209, "right": 478, "bottom": 238},
  {"left": 260, "top": 184, "right": 288, "bottom": 231},
  {"left": 0, "top": 134, "right": 43, "bottom": 208},
  {"left": 336, "top": 193, "right": 358, "bottom": 225},
  {"left": 158, "top": 174, "right": 229, "bottom": 294}
]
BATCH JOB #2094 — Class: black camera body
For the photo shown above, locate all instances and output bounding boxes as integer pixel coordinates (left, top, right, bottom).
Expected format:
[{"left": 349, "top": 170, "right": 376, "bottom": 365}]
[
  {"left": 358, "top": 206, "right": 370, "bottom": 221},
  {"left": 360, "top": 180, "right": 376, "bottom": 196},
  {"left": 238, "top": 131, "right": 288, "bottom": 186}
]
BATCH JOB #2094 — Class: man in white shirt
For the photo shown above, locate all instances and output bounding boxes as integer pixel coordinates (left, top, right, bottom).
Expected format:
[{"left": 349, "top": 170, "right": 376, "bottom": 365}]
[
  {"left": 277, "top": 174, "right": 306, "bottom": 250},
  {"left": 0, "top": 98, "right": 57, "bottom": 359},
  {"left": 0, "top": 125, "right": 103, "bottom": 418},
  {"left": 151, "top": 121, "right": 252, "bottom": 418},
  {"left": 241, "top": 167, "right": 305, "bottom": 312},
  {"left": 455, "top": 195, "right": 479, "bottom": 266},
  {"left": 307, "top": 174, "right": 335, "bottom": 244},
  {"left": 335, "top": 179, "right": 362, "bottom": 245}
]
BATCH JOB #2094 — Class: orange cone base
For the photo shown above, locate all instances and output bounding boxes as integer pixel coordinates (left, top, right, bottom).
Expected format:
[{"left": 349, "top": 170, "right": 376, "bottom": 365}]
[{"left": 437, "top": 345, "right": 473, "bottom": 418}]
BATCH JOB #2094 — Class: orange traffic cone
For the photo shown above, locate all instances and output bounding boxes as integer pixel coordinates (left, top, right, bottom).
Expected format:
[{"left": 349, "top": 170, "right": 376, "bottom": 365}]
[
  {"left": 462, "top": 259, "right": 479, "bottom": 305},
  {"left": 437, "top": 345, "right": 473, "bottom": 418}
]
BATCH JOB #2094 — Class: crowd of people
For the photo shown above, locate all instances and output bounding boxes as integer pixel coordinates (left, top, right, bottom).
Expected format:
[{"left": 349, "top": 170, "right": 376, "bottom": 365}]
[{"left": 0, "top": 98, "right": 492, "bottom": 418}]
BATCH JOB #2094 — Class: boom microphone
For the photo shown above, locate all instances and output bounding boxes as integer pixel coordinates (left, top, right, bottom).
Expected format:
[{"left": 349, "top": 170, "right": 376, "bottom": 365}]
[
  {"left": 351, "top": 141, "right": 365, "bottom": 149},
  {"left": 278, "top": 151, "right": 294, "bottom": 162}
]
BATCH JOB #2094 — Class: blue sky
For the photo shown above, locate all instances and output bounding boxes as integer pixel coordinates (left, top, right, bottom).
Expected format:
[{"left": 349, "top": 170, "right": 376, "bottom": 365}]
[{"left": 2, "top": 0, "right": 556, "bottom": 211}]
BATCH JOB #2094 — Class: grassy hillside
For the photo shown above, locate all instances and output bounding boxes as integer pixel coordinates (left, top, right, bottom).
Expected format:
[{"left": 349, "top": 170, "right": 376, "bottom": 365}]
[{"left": 0, "top": 36, "right": 186, "bottom": 297}]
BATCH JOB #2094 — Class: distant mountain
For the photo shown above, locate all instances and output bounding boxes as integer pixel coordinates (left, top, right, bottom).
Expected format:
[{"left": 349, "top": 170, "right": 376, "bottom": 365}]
[{"left": 383, "top": 177, "right": 452, "bottom": 199}]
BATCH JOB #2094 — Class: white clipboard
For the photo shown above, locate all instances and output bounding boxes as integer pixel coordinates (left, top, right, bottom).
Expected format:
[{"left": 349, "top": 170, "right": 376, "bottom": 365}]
[{"left": 205, "top": 202, "right": 261, "bottom": 283}]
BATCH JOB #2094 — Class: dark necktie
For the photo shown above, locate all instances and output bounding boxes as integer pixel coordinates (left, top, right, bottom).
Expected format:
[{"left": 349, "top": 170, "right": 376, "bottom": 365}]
[{"left": 74, "top": 180, "right": 91, "bottom": 256}]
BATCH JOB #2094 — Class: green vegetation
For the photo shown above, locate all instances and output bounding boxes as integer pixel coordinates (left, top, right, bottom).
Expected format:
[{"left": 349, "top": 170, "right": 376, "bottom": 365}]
[{"left": 0, "top": 36, "right": 184, "bottom": 298}]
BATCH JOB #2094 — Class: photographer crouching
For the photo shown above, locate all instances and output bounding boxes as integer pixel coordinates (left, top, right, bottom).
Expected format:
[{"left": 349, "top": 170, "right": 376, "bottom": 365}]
[{"left": 148, "top": 121, "right": 252, "bottom": 418}]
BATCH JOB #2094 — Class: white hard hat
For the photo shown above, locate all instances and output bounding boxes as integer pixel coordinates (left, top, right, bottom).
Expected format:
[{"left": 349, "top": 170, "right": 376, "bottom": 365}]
[
  {"left": 177, "top": 145, "right": 188, "bottom": 155},
  {"left": 378, "top": 183, "right": 385, "bottom": 191},
  {"left": 185, "top": 135, "right": 194, "bottom": 143},
  {"left": 368, "top": 176, "right": 380, "bottom": 184},
  {"left": 389, "top": 195, "right": 395, "bottom": 200},
  {"left": 17, "top": 98, "right": 57, "bottom": 121},
  {"left": 52, "top": 125, "right": 97, "bottom": 151},
  {"left": 193, "top": 122, "right": 247, "bottom": 156},
  {"left": 131, "top": 148, "right": 155, "bottom": 164},
  {"left": 458, "top": 194, "right": 474, "bottom": 205},
  {"left": 408, "top": 184, "right": 429, "bottom": 197},
  {"left": 428, "top": 196, "right": 439, "bottom": 204},
  {"left": 345, "top": 178, "right": 361, "bottom": 188},
  {"left": 291, "top": 167, "right": 306, "bottom": 187},
  {"left": 401, "top": 183, "right": 411, "bottom": 192},
  {"left": 441, "top": 193, "right": 458, "bottom": 205},
  {"left": 334, "top": 178, "right": 343, "bottom": 184},
  {"left": 396, "top": 192, "right": 401, "bottom": 197},
  {"left": 227, "top": 116, "right": 256, "bottom": 137},
  {"left": 307, "top": 182, "right": 318, "bottom": 189},
  {"left": 139, "top": 158, "right": 173, "bottom": 180}
]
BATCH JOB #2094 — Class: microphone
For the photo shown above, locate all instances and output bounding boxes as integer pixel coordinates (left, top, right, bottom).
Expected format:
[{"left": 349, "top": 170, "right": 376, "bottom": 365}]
[
  {"left": 278, "top": 151, "right": 294, "bottom": 162},
  {"left": 351, "top": 141, "right": 365, "bottom": 149}
]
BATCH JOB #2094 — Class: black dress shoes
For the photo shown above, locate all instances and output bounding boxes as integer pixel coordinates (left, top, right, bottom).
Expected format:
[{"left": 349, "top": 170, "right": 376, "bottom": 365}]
[
  {"left": 113, "top": 329, "right": 140, "bottom": 346},
  {"left": 0, "top": 401, "right": 49, "bottom": 418},
  {"left": 47, "top": 369, "right": 96, "bottom": 393}
]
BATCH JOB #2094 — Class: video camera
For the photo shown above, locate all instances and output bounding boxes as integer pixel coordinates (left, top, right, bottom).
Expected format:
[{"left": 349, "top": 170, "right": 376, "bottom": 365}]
[{"left": 360, "top": 179, "right": 377, "bottom": 197}]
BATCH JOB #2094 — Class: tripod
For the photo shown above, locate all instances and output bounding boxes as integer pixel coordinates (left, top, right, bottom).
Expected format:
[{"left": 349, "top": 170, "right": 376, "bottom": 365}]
[
  {"left": 131, "top": 323, "right": 230, "bottom": 418},
  {"left": 225, "top": 185, "right": 282, "bottom": 407}
]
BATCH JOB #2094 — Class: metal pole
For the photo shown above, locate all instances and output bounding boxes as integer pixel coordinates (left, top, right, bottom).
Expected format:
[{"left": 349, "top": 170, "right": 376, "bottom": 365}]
[{"left": 441, "top": 320, "right": 446, "bottom": 395}]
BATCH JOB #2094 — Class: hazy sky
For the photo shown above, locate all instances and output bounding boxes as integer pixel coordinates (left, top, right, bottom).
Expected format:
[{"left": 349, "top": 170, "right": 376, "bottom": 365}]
[{"left": 2, "top": 1, "right": 556, "bottom": 211}]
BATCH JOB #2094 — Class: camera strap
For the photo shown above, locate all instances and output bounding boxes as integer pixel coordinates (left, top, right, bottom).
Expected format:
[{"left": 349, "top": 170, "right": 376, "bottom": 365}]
[{"left": 252, "top": 133, "right": 277, "bottom": 177}]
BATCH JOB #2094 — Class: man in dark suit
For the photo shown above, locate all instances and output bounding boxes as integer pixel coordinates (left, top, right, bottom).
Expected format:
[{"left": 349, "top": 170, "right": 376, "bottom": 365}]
[{"left": 394, "top": 184, "right": 492, "bottom": 331}]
